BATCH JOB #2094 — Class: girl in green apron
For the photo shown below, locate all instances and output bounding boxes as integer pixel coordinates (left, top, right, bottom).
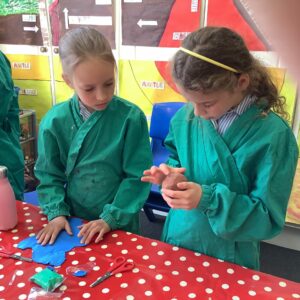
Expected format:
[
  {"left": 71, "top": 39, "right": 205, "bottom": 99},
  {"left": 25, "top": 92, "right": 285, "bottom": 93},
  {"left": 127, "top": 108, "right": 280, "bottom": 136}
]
[
  {"left": 142, "top": 27, "right": 298, "bottom": 270},
  {"left": 35, "top": 27, "right": 152, "bottom": 246}
]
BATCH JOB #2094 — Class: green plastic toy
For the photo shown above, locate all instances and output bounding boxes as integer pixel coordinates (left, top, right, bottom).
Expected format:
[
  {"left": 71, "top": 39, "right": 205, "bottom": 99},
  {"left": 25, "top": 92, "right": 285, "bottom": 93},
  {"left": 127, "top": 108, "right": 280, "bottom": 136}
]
[{"left": 30, "top": 268, "right": 64, "bottom": 292}]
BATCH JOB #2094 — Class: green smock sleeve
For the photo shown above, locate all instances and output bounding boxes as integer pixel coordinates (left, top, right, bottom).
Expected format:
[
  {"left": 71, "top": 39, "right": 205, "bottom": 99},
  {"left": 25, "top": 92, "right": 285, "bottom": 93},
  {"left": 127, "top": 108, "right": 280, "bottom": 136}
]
[
  {"left": 100, "top": 110, "right": 152, "bottom": 230},
  {"left": 35, "top": 122, "right": 71, "bottom": 220},
  {"left": 0, "top": 52, "right": 13, "bottom": 123},
  {"left": 198, "top": 130, "right": 298, "bottom": 241},
  {"left": 163, "top": 122, "right": 182, "bottom": 168},
  {"left": 0, "top": 51, "right": 24, "bottom": 200}
]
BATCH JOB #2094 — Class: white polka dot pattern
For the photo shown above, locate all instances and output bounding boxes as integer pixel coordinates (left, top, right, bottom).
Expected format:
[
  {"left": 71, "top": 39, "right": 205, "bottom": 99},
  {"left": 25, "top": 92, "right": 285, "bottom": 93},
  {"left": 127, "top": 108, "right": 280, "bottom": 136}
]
[{"left": 0, "top": 201, "right": 299, "bottom": 300}]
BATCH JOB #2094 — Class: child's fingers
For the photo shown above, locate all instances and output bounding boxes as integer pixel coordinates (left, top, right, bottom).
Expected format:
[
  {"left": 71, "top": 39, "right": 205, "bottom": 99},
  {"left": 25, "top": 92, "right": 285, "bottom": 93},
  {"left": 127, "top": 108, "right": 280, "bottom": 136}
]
[
  {"left": 143, "top": 169, "right": 152, "bottom": 175},
  {"left": 36, "top": 230, "right": 46, "bottom": 244},
  {"left": 159, "top": 164, "right": 171, "bottom": 175},
  {"left": 65, "top": 222, "right": 73, "bottom": 235},
  {"left": 161, "top": 193, "right": 174, "bottom": 208},
  {"left": 40, "top": 236, "right": 50, "bottom": 246},
  {"left": 80, "top": 236, "right": 87, "bottom": 244},
  {"left": 141, "top": 175, "right": 158, "bottom": 183},
  {"left": 143, "top": 166, "right": 159, "bottom": 176},
  {"left": 161, "top": 188, "right": 177, "bottom": 199},
  {"left": 36, "top": 229, "right": 43, "bottom": 239},
  {"left": 95, "top": 226, "right": 109, "bottom": 243},
  {"left": 151, "top": 165, "right": 168, "bottom": 176},
  {"left": 49, "top": 231, "right": 59, "bottom": 245},
  {"left": 140, "top": 175, "right": 152, "bottom": 182},
  {"left": 159, "top": 164, "right": 186, "bottom": 176},
  {"left": 161, "top": 164, "right": 186, "bottom": 175},
  {"left": 77, "top": 228, "right": 84, "bottom": 237},
  {"left": 80, "top": 228, "right": 96, "bottom": 244},
  {"left": 150, "top": 165, "right": 159, "bottom": 172},
  {"left": 48, "top": 226, "right": 64, "bottom": 245},
  {"left": 77, "top": 223, "right": 90, "bottom": 237},
  {"left": 37, "top": 227, "right": 52, "bottom": 245},
  {"left": 177, "top": 181, "right": 191, "bottom": 190},
  {"left": 95, "top": 232, "right": 104, "bottom": 243},
  {"left": 40, "top": 231, "right": 52, "bottom": 246},
  {"left": 162, "top": 188, "right": 191, "bottom": 199},
  {"left": 142, "top": 166, "right": 169, "bottom": 184},
  {"left": 173, "top": 167, "right": 186, "bottom": 174},
  {"left": 162, "top": 193, "right": 187, "bottom": 209}
]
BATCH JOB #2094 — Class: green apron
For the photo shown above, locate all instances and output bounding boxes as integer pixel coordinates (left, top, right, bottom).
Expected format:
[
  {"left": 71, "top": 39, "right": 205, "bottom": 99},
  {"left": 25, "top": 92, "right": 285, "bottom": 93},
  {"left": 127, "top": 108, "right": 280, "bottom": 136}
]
[
  {"left": 0, "top": 51, "right": 24, "bottom": 200},
  {"left": 162, "top": 103, "right": 298, "bottom": 269},
  {"left": 35, "top": 95, "right": 152, "bottom": 233}
]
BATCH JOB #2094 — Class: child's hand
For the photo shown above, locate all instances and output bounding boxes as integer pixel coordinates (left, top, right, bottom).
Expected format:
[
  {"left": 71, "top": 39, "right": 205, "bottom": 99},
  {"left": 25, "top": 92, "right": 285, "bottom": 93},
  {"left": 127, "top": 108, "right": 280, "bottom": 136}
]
[
  {"left": 36, "top": 216, "right": 72, "bottom": 245},
  {"left": 141, "top": 163, "right": 186, "bottom": 185},
  {"left": 161, "top": 181, "right": 202, "bottom": 210},
  {"left": 77, "top": 219, "right": 111, "bottom": 244}
]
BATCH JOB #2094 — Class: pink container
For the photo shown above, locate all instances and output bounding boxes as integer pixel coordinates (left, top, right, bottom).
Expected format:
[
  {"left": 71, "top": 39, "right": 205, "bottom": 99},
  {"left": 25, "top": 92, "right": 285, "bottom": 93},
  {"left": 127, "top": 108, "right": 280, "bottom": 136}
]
[{"left": 0, "top": 166, "right": 18, "bottom": 230}]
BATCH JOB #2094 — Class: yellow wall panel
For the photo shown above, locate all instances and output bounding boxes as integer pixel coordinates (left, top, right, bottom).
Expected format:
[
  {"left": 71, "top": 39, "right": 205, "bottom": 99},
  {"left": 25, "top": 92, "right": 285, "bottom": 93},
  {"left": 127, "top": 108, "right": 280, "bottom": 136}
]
[
  {"left": 14, "top": 79, "right": 52, "bottom": 123},
  {"left": 53, "top": 55, "right": 64, "bottom": 81},
  {"left": 286, "top": 160, "right": 300, "bottom": 225},
  {"left": 7, "top": 54, "right": 51, "bottom": 81},
  {"left": 268, "top": 68, "right": 297, "bottom": 124},
  {"left": 55, "top": 81, "right": 74, "bottom": 104},
  {"left": 280, "top": 75, "right": 297, "bottom": 123},
  {"left": 119, "top": 60, "right": 185, "bottom": 118},
  {"left": 297, "top": 126, "right": 300, "bottom": 152}
]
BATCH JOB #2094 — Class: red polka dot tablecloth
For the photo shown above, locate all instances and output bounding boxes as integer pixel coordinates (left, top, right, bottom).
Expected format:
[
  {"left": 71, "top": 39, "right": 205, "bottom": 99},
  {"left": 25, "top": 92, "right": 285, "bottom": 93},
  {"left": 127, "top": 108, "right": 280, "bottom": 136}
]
[{"left": 0, "top": 202, "right": 299, "bottom": 300}]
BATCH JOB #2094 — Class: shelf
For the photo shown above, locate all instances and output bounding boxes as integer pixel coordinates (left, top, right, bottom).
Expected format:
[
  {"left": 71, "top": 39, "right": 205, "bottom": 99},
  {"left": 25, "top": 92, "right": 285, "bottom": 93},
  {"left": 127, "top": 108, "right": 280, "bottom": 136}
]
[
  {"left": 285, "top": 222, "right": 300, "bottom": 230},
  {"left": 19, "top": 108, "right": 37, "bottom": 182},
  {"left": 19, "top": 109, "right": 36, "bottom": 119},
  {"left": 20, "top": 137, "right": 35, "bottom": 144},
  {"left": 264, "top": 225, "right": 300, "bottom": 251}
]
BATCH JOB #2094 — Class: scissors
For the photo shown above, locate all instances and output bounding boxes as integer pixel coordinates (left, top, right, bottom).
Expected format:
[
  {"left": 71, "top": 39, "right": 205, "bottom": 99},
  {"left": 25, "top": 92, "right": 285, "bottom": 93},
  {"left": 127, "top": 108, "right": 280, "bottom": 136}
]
[
  {"left": 90, "top": 256, "right": 135, "bottom": 287},
  {"left": 0, "top": 247, "right": 32, "bottom": 262}
]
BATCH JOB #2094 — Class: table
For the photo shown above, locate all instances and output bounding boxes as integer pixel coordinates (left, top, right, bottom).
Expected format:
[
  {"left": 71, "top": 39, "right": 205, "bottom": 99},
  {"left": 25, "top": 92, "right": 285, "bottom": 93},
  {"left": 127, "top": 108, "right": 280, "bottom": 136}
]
[{"left": 0, "top": 201, "right": 299, "bottom": 300}]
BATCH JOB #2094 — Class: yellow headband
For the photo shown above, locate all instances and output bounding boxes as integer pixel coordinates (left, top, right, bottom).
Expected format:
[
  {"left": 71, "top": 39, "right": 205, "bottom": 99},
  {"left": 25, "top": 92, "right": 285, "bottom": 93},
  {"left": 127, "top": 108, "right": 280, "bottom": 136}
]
[{"left": 179, "top": 47, "right": 239, "bottom": 73}]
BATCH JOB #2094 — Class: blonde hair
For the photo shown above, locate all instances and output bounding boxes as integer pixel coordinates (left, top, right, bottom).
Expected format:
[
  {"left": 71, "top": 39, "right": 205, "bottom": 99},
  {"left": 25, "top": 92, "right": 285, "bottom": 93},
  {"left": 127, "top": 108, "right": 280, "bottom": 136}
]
[
  {"left": 59, "top": 27, "right": 115, "bottom": 76},
  {"left": 172, "top": 27, "right": 288, "bottom": 120}
]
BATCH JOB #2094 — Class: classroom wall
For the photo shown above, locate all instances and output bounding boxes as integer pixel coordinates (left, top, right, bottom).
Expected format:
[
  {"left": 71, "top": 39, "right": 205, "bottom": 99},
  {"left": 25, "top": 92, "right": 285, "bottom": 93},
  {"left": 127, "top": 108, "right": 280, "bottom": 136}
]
[{"left": 1, "top": 0, "right": 300, "bottom": 228}]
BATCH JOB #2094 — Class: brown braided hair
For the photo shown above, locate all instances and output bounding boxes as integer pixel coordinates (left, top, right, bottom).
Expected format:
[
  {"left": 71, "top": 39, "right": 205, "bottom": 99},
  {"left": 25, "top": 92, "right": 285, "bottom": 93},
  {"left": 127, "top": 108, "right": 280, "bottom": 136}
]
[{"left": 171, "top": 27, "right": 288, "bottom": 120}]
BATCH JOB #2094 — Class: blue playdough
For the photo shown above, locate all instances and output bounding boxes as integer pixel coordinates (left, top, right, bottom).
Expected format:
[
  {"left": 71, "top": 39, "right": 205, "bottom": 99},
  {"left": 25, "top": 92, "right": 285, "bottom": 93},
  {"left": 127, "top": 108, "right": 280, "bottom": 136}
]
[
  {"left": 73, "top": 270, "right": 87, "bottom": 277},
  {"left": 17, "top": 218, "right": 86, "bottom": 266}
]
